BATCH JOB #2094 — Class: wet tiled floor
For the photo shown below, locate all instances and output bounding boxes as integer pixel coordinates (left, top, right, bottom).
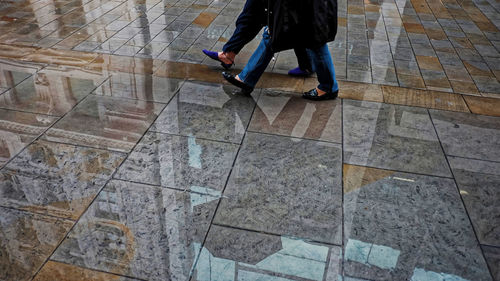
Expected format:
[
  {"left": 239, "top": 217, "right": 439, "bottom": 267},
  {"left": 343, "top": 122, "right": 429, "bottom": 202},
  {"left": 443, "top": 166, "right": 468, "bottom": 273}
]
[{"left": 0, "top": 0, "right": 500, "bottom": 280}]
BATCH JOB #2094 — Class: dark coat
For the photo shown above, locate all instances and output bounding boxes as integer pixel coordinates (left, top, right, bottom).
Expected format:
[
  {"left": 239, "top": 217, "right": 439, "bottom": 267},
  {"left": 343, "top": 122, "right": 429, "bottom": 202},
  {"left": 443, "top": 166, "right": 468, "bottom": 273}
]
[{"left": 269, "top": 0, "right": 338, "bottom": 52}]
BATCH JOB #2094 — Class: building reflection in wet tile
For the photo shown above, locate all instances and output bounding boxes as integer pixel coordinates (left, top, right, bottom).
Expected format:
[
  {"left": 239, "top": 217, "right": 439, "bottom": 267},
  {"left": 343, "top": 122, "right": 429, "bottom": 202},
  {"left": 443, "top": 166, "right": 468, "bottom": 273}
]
[
  {"left": 0, "top": 140, "right": 125, "bottom": 219},
  {"left": 0, "top": 72, "right": 98, "bottom": 116},
  {"left": 0, "top": 207, "right": 73, "bottom": 281},
  {"left": 0, "top": 108, "right": 57, "bottom": 167},
  {"left": 430, "top": 110, "right": 500, "bottom": 162},
  {"left": 43, "top": 95, "right": 164, "bottom": 152},
  {"left": 52, "top": 180, "right": 218, "bottom": 281},
  {"left": 343, "top": 164, "right": 492, "bottom": 280},
  {"left": 343, "top": 100, "right": 451, "bottom": 177},
  {"left": 115, "top": 132, "right": 238, "bottom": 192},
  {"left": 151, "top": 81, "right": 257, "bottom": 144},
  {"left": 191, "top": 225, "right": 342, "bottom": 281},
  {"left": 248, "top": 90, "right": 342, "bottom": 143},
  {"left": 449, "top": 156, "right": 500, "bottom": 246},
  {"left": 94, "top": 71, "right": 184, "bottom": 103},
  {"left": 215, "top": 132, "right": 342, "bottom": 244}
]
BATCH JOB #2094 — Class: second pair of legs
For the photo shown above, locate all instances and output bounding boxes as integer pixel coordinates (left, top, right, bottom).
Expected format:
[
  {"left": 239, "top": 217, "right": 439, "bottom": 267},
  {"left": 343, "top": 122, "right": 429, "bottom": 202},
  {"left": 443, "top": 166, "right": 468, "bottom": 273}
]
[{"left": 203, "top": 34, "right": 338, "bottom": 101}]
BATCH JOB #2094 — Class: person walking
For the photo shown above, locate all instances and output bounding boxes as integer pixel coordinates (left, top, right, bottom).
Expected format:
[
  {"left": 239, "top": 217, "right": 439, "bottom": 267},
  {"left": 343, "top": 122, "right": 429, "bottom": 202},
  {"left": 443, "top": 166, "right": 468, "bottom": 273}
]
[
  {"left": 222, "top": 0, "right": 339, "bottom": 101},
  {"left": 201, "top": 0, "right": 313, "bottom": 77}
]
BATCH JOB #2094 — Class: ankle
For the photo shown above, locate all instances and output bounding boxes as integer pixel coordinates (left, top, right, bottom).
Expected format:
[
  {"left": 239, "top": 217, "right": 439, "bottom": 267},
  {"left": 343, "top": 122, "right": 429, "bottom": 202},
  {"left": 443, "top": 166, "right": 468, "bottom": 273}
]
[
  {"left": 316, "top": 87, "right": 327, "bottom": 96},
  {"left": 218, "top": 52, "right": 233, "bottom": 64}
]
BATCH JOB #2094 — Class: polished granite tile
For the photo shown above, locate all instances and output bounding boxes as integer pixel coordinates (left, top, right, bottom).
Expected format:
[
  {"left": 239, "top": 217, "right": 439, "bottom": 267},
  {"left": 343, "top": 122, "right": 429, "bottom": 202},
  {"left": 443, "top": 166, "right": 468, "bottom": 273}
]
[
  {"left": 0, "top": 109, "right": 58, "bottom": 167},
  {"left": 343, "top": 100, "right": 451, "bottom": 177},
  {"left": 52, "top": 179, "right": 218, "bottom": 281},
  {"left": 151, "top": 81, "right": 257, "bottom": 144},
  {"left": 0, "top": 207, "right": 73, "bottom": 281},
  {"left": 0, "top": 140, "right": 125, "bottom": 219},
  {"left": 43, "top": 95, "right": 164, "bottom": 152},
  {"left": 482, "top": 245, "right": 500, "bottom": 281},
  {"left": 0, "top": 74, "right": 97, "bottom": 116},
  {"left": 343, "top": 164, "right": 492, "bottom": 281},
  {"left": 381, "top": 86, "right": 470, "bottom": 112},
  {"left": 34, "top": 261, "right": 141, "bottom": 281},
  {"left": 191, "top": 225, "right": 342, "bottom": 281},
  {"left": 430, "top": 109, "right": 500, "bottom": 162},
  {"left": 463, "top": 95, "right": 500, "bottom": 117},
  {"left": 214, "top": 132, "right": 342, "bottom": 244},
  {"left": 449, "top": 156, "right": 500, "bottom": 246},
  {"left": 94, "top": 72, "right": 183, "bottom": 103},
  {"left": 248, "top": 91, "right": 341, "bottom": 143},
  {"left": 115, "top": 131, "right": 238, "bottom": 192}
]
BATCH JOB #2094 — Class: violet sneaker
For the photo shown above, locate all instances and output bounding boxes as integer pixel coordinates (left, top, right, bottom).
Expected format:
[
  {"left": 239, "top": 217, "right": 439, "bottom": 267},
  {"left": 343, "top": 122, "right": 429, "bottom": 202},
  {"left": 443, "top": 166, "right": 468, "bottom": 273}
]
[
  {"left": 288, "top": 67, "right": 313, "bottom": 77},
  {"left": 202, "top": 49, "right": 233, "bottom": 69}
]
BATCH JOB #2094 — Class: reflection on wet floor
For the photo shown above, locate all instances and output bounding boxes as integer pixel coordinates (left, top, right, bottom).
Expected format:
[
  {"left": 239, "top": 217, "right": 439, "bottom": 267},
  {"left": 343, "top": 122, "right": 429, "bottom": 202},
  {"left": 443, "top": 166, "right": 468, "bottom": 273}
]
[{"left": 0, "top": 0, "right": 499, "bottom": 280}]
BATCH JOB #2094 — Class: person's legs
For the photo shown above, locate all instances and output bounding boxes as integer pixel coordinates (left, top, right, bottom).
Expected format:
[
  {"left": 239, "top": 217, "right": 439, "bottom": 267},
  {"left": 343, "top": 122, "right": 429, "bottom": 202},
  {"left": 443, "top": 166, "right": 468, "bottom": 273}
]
[
  {"left": 288, "top": 48, "right": 314, "bottom": 76},
  {"left": 307, "top": 44, "right": 338, "bottom": 93},
  {"left": 236, "top": 28, "right": 274, "bottom": 88},
  {"left": 222, "top": 0, "right": 263, "bottom": 55},
  {"left": 302, "top": 44, "right": 339, "bottom": 100}
]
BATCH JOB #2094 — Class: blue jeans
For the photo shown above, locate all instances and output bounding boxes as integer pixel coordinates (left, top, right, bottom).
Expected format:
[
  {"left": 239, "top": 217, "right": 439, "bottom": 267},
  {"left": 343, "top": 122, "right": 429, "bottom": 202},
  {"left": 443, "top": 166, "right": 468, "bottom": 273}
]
[
  {"left": 307, "top": 45, "right": 339, "bottom": 93},
  {"left": 239, "top": 29, "right": 338, "bottom": 92},
  {"left": 238, "top": 28, "right": 274, "bottom": 88}
]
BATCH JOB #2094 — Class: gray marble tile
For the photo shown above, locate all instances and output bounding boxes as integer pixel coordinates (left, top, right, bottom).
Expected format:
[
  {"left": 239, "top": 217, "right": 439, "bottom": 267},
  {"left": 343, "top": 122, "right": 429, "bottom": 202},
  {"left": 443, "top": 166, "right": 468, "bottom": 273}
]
[
  {"left": 482, "top": 245, "right": 500, "bottom": 281},
  {"left": 115, "top": 132, "right": 238, "bottom": 192},
  {"left": 94, "top": 72, "right": 183, "bottom": 103},
  {"left": 0, "top": 207, "right": 73, "bottom": 281},
  {"left": 214, "top": 132, "right": 342, "bottom": 245},
  {"left": 449, "top": 156, "right": 500, "bottom": 246},
  {"left": 343, "top": 100, "right": 451, "bottom": 177},
  {"left": 150, "top": 81, "right": 257, "bottom": 144},
  {"left": 344, "top": 167, "right": 492, "bottom": 281},
  {"left": 248, "top": 91, "right": 342, "bottom": 143},
  {"left": 0, "top": 140, "right": 125, "bottom": 219},
  {"left": 43, "top": 95, "right": 164, "bottom": 152},
  {"left": 430, "top": 110, "right": 500, "bottom": 162},
  {"left": 52, "top": 180, "right": 218, "bottom": 281},
  {"left": 191, "top": 225, "right": 342, "bottom": 281}
]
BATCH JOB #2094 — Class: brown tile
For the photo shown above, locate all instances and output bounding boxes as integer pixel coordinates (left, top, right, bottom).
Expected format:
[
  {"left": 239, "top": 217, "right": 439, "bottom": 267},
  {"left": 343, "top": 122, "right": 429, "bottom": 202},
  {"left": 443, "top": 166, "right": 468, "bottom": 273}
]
[
  {"left": 348, "top": 6, "right": 364, "bottom": 14},
  {"left": 248, "top": 91, "right": 341, "bottom": 143},
  {"left": 476, "top": 21, "right": 498, "bottom": 32},
  {"left": 364, "top": 4, "right": 380, "bottom": 12},
  {"left": 464, "top": 61, "right": 494, "bottom": 77},
  {"left": 416, "top": 56, "right": 443, "bottom": 71},
  {"left": 34, "top": 261, "right": 138, "bottom": 281},
  {"left": 0, "top": 208, "right": 73, "bottom": 281},
  {"left": 426, "top": 29, "right": 447, "bottom": 40},
  {"left": 404, "top": 23, "right": 425, "bottom": 34},
  {"left": 450, "top": 80, "right": 480, "bottom": 95},
  {"left": 450, "top": 37, "right": 473, "bottom": 49},
  {"left": 382, "top": 85, "right": 470, "bottom": 112},
  {"left": 0, "top": 43, "right": 39, "bottom": 59},
  {"left": 397, "top": 74, "right": 426, "bottom": 89},
  {"left": 23, "top": 48, "right": 99, "bottom": 68},
  {"left": 343, "top": 164, "right": 395, "bottom": 194},
  {"left": 338, "top": 17, "right": 347, "bottom": 27},
  {"left": 87, "top": 54, "right": 162, "bottom": 75},
  {"left": 43, "top": 95, "right": 165, "bottom": 152},
  {"left": 336, "top": 80, "right": 384, "bottom": 102},
  {"left": 257, "top": 72, "right": 304, "bottom": 92},
  {"left": 463, "top": 95, "right": 500, "bottom": 117},
  {"left": 193, "top": 12, "right": 218, "bottom": 28},
  {"left": 156, "top": 60, "right": 224, "bottom": 83},
  {"left": 0, "top": 109, "right": 58, "bottom": 167}
]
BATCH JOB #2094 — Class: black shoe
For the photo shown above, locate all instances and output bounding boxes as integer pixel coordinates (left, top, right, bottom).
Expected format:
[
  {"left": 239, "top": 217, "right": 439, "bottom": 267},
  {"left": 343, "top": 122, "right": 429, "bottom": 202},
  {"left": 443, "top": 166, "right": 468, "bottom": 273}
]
[
  {"left": 302, "top": 88, "right": 338, "bottom": 101},
  {"left": 222, "top": 72, "right": 253, "bottom": 94}
]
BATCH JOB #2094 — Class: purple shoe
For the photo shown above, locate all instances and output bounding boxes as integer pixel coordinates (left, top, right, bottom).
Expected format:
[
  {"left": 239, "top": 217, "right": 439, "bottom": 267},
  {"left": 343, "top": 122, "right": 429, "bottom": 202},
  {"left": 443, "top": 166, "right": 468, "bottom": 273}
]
[
  {"left": 288, "top": 67, "right": 313, "bottom": 77},
  {"left": 202, "top": 49, "right": 233, "bottom": 69}
]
